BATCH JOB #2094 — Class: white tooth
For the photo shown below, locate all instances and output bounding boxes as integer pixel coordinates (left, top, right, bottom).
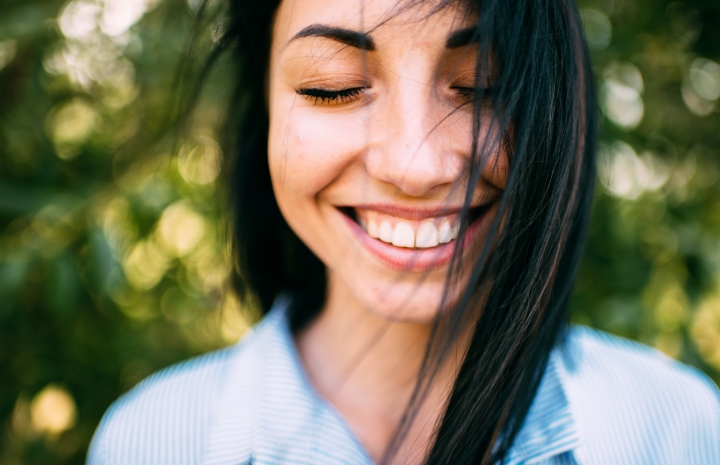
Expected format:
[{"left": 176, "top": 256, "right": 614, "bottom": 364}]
[
  {"left": 415, "top": 222, "right": 439, "bottom": 248},
  {"left": 367, "top": 219, "right": 379, "bottom": 238},
  {"left": 392, "top": 222, "right": 415, "bottom": 248},
  {"left": 451, "top": 222, "right": 460, "bottom": 240},
  {"left": 438, "top": 221, "right": 453, "bottom": 244},
  {"left": 359, "top": 217, "right": 367, "bottom": 230},
  {"left": 378, "top": 221, "right": 394, "bottom": 243}
]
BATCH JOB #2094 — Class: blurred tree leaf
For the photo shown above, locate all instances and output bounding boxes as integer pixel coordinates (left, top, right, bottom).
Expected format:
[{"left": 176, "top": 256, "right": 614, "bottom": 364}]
[{"left": 0, "top": 0, "right": 718, "bottom": 463}]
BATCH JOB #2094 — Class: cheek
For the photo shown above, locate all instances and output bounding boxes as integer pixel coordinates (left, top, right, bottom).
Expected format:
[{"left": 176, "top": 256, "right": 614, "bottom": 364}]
[
  {"left": 457, "top": 110, "right": 509, "bottom": 190},
  {"left": 438, "top": 108, "right": 509, "bottom": 189},
  {"left": 267, "top": 101, "right": 367, "bottom": 200},
  {"left": 488, "top": 152, "right": 509, "bottom": 189}
]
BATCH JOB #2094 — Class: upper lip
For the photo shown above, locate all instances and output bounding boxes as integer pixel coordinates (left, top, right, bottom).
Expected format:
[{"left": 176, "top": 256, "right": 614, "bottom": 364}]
[{"left": 344, "top": 204, "right": 486, "bottom": 220}]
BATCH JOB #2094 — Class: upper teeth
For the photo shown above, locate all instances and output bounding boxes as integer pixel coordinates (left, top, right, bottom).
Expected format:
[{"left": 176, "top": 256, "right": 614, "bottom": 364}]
[{"left": 363, "top": 218, "right": 459, "bottom": 248}]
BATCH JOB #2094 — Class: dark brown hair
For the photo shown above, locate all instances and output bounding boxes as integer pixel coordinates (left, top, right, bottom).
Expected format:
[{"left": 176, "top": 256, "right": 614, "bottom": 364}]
[{"left": 198, "top": 0, "right": 598, "bottom": 463}]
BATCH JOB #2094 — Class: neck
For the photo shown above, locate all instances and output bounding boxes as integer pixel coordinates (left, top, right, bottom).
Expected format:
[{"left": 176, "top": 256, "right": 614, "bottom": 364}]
[{"left": 295, "top": 272, "right": 469, "bottom": 464}]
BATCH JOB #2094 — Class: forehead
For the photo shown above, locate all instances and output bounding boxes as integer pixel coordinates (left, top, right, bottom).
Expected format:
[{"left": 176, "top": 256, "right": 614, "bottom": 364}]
[{"left": 273, "top": 0, "right": 473, "bottom": 50}]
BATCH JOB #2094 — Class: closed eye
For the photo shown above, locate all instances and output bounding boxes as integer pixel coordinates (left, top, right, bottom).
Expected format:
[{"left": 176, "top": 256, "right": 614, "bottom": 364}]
[
  {"left": 452, "top": 86, "right": 497, "bottom": 99},
  {"left": 296, "top": 87, "right": 367, "bottom": 105}
]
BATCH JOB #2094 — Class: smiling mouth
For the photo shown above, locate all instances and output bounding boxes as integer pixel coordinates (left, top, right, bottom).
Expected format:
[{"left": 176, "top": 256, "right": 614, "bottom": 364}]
[
  {"left": 337, "top": 205, "right": 492, "bottom": 272},
  {"left": 339, "top": 205, "right": 491, "bottom": 249}
]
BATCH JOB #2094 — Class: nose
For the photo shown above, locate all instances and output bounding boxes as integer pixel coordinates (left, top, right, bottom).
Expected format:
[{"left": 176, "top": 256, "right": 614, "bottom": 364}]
[{"left": 364, "top": 82, "right": 466, "bottom": 198}]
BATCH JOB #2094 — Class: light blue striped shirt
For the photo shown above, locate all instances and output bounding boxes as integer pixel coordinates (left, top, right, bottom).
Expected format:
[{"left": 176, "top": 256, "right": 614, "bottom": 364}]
[{"left": 87, "top": 297, "right": 720, "bottom": 464}]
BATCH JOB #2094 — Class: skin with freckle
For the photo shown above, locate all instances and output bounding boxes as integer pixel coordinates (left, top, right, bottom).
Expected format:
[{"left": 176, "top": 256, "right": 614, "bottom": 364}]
[
  {"left": 84, "top": 3, "right": 720, "bottom": 465},
  {"left": 265, "top": 2, "right": 511, "bottom": 461},
  {"left": 268, "top": 0, "right": 507, "bottom": 324}
]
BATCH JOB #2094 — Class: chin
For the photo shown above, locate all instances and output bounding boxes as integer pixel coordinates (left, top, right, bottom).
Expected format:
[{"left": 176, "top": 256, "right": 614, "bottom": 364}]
[{"left": 353, "top": 275, "right": 467, "bottom": 324}]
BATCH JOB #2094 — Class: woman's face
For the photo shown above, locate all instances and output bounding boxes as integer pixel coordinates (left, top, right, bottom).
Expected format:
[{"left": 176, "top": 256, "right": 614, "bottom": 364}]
[{"left": 268, "top": 0, "right": 508, "bottom": 322}]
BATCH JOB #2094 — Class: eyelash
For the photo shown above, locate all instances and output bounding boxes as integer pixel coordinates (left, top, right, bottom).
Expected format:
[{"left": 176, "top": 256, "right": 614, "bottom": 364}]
[
  {"left": 295, "top": 85, "right": 496, "bottom": 105},
  {"left": 296, "top": 87, "right": 366, "bottom": 105},
  {"left": 453, "top": 86, "right": 497, "bottom": 99}
]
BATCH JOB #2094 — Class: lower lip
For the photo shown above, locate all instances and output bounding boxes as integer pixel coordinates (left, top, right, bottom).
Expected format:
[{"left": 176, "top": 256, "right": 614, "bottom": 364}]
[{"left": 341, "top": 212, "right": 486, "bottom": 272}]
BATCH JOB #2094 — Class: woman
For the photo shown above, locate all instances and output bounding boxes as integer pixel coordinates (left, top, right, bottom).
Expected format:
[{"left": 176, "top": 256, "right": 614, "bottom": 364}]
[{"left": 87, "top": 0, "right": 720, "bottom": 464}]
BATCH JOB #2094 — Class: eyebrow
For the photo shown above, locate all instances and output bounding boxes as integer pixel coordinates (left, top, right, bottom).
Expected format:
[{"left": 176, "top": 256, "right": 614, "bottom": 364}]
[
  {"left": 445, "top": 27, "right": 479, "bottom": 49},
  {"left": 289, "top": 24, "right": 376, "bottom": 51},
  {"left": 288, "top": 24, "right": 480, "bottom": 52}
]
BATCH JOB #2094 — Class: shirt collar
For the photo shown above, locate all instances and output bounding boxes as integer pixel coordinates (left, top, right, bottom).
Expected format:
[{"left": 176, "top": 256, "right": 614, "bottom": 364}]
[
  {"left": 504, "top": 351, "right": 583, "bottom": 464},
  {"left": 203, "top": 297, "right": 581, "bottom": 464},
  {"left": 202, "top": 296, "right": 373, "bottom": 465}
]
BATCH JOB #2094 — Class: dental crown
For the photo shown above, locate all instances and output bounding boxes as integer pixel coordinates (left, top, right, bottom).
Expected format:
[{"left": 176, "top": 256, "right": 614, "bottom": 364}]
[{"left": 356, "top": 210, "right": 460, "bottom": 248}]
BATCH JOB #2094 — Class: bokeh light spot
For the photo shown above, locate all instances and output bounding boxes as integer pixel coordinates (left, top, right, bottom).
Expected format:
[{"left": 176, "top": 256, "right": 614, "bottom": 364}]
[
  {"left": 0, "top": 39, "right": 17, "bottom": 71},
  {"left": 691, "top": 295, "right": 720, "bottom": 369},
  {"left": 597, "top": 141, "right": 670, "bottom": 200},
  {"left": 158, "top": 201, "right": 206, "bottom": 256},
  {"left": 47, "top": 99, "right": 98, "bottom": 158},
  {"left": 581, "top": 9, "right": 612, "bottom": 50},
  {"left": 178, "top": 136, "right": 223, "bottom": 185},
  {"left": 30, "top": 385, "right": 77, "bottom": 435},
  {"left": 682, "top": 57, "right": 720, "bottom": 116},
  {"left": 689, "top": 58, "right": 720, "bottom": 101},
  {"left": 220, "top": 294, "right": 249, "bottom": 344},
  {"left": 602, "top": 61, "right": 644, "bottom": 129},
  {"left": 122, "top": 239, "right": 170, "bottom": 290},
  {"left": 654, "top": 332, "right": 683, "bottom": 359},
  {"left": 101, "top": 0, "right": 159, "bottom": 37},
  {"left": 59, "top": 0, "right": 101, "bottom": 39}
]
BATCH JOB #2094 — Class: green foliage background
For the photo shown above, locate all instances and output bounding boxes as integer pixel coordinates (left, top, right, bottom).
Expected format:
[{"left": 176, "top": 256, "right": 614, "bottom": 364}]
[{"left": 0, "top": 0, "right": 719, "bottom": 463}]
